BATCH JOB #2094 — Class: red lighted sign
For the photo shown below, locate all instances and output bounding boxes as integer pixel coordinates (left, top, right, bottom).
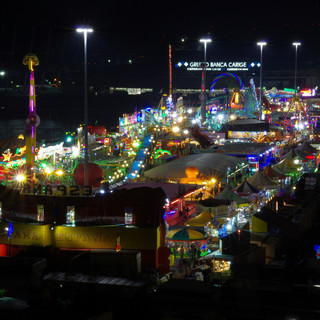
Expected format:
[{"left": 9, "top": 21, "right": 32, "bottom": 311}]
[{"left": 300, "top": 88, "right": 316, "bottom": 97}]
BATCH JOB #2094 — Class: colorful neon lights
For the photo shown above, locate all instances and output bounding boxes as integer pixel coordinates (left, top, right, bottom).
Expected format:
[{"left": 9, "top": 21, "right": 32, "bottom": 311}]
[
  {"left": 210, "top": 72, "right": 244, "bottom": 92},
  {"left": 2, "top": 152, "right": 12, "bottom": 162},
  {"left": 300, "top": 88, "right": 316, "bottom": 97},
  {"left": 23, "top": 53, "right": 39, "bottom": 178},
  {"left": 154, "top": 149, "right": 171, "bottom": 159}
]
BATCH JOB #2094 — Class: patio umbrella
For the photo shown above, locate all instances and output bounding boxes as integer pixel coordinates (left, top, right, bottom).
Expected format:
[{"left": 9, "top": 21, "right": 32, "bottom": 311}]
[{"left": 166, "top": 227, "right": 205, "bottom": 241}]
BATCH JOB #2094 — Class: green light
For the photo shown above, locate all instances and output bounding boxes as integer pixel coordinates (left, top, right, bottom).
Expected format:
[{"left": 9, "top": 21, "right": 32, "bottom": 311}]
[
  {"left": 284, "top": 88, "right": 296, "bottom": 93},
  {"left": 154, "top": 149, "right": 171, "bottom": 159}
]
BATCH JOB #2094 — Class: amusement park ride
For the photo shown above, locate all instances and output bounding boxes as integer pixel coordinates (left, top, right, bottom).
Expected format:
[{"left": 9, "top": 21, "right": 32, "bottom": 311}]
[
  {"left": 23, "top": 53, "right": 39, "bottom": 183},
  {"left": 283, "top": 96, "right": 310, "bottom": 131},
  {"left": 199, "top": 73, "right": 260, "bottom": 131},
  {"left": 0, "top": 63, "right": 313, "bottom": 188}
]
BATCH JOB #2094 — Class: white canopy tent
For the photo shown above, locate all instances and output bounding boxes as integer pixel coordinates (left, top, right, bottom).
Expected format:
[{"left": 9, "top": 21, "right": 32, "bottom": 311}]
[{"left": 144, "top": 153, "right": 246, "bottom": 182}]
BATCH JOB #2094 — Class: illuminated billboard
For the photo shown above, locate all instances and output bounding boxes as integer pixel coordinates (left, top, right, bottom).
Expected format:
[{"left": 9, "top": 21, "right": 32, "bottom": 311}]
[
  {"left": 175, "top": 61, "right": 260, "bottom": 72},
  {"left": 300, "top": 88, "right": 316, "bottom": 97}
]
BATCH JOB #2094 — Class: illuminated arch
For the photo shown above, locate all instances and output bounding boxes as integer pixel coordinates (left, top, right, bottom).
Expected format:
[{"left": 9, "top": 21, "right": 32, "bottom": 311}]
[
  {"left": 154, "top": 149, "right": 171, "bottom": 159},
  {"left": 210, "top": 72, "right": 244, "bottom": 92}
]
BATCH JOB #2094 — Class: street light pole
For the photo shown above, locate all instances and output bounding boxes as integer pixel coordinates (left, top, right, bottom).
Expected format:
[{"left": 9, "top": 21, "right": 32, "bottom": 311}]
[
  {"left": 200, "top": 38, "right": 211, "bottom": 125},
  {"left": 257, "top": 42, "right": 267, "bottom": 120},
  {"left": 293, "top": 42, "right": 301, "bottom": 98},
  {"left": 77, "top": 27, "right": 93, "bottom": 187},
  {"left": 293, "top": 42, "right": 302, "bottom": 132}
]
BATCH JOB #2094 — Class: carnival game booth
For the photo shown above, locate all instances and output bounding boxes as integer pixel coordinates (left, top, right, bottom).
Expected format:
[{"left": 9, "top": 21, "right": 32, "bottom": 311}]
[
  {"left": 165, "top": 226, "right": 207, "bottom": 267},
  {"left": 197, "top": 229, "right": 258, "bottom": 283},
  {"left": 296, "top": 141, "right": 317, "bottom": 154},
  {"left": 185, "top": 208, "right": 223, "bottom": 244},
  {"left": 233, "top": 178, "right": 262, "bottom": 215},
  {"left": 184, "top": 210, "right": 214, "bottom": 228},
  {"left": 221, "top": 118, "right": 269, "bottom": 136},
  {"left": 262, "top": 164, "right": 286, "bottom": 181},
  {"left": 0, "top": 185, "right": 171, "bottom": 275},
  {"left": 294, "top": 142, "right": 318, "bottom": 172},
  {"left": 247, "top": 170, "right": 278, "bottom": 191},
  {"left": 190, "top": 198, "right": 234, "bottom": 246},
  {"left": 215, "top": 184, "right": 251, "bottom": 208},
  {"left": 220, "top": 118, "right": 281, "bottom": 144},
  {"left": 310, "top": 134, "right": 320, "bottom": 150},
  {"left": 215, "top": 185, "right": 252, "bottom": 230},
  {"left": 282, "top": 148, "right": 308, "bottom": 162},
  {"left": 281, "top": 146, "right": 317, "bottom": 173},
  {"left": 234, "top": 178, "right": 261, "bottom": 196},
  {"left": 246, "top": 170, "right": 280, "bottom": 215},
  {"left": 165, "top": 201, "right": 231, "bottom": 265},
  {"left": 271, "top": 156, "right": 301, "bottom": 186},
  {"left": 247, "top": 170, "right": 279, "bottom": 200}
]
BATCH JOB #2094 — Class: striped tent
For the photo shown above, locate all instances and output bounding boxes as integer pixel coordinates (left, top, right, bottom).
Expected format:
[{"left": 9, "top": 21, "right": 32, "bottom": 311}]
[
  {"left": 234, "top": 178, "right": 260, "bottom": 196},
  {"left": 262, "top": 165, "right": 286, "bottom": 180},
  {"left": 215, "top": 184, "right": 251, "bottom": 207},
  {"left": 247, "top": 170, "right": 278, "bottom": 189},
  {"left": 283, "top": 148, "right": 307, "bottom": 161},
  {"left": 272, "top": 157, "right": 299, "bottom": 175},
  {"left": 295, "top": 141, "right": 317, "bottom": 154},
  {"left": 166, "top": 227, "right": 205, "bottom": 241},
  {"left": 184, "top": 210, "right": 214, "bottom": 227}
]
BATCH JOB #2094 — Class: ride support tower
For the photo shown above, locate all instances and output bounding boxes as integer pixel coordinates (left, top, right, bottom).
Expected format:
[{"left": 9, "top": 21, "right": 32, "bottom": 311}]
[{"left": 23, "top": 53, "right": 39, "bottom": 182}]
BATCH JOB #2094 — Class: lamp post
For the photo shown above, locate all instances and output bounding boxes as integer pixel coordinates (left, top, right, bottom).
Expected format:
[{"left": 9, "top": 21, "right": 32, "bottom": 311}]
[
  {"left": 200, "top": 38, "right": 211, "bottom": 124},
  {"left": 292, "top": 42, "right": 301, "bottom": 98},
  {"left": 257, "top": 42, "right": 267, "bottom": 120},
  {"left": 77, "top": 27, "right": 93, "bottom": 187},
  {"left": 293, "top": 42, "right": 302, "bottom": 132}
]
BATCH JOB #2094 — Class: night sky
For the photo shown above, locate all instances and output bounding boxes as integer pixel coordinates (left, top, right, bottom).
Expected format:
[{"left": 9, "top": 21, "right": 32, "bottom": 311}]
[
  {"left": 2, "top": 1, "right": 320, "bottom": 65},
  {"left": 1, "top": 0, "right": 320, "bottom": 137}
]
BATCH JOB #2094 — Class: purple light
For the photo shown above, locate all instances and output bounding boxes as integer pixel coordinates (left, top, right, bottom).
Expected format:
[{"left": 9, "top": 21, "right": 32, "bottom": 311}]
[
  {"left": 30, "top": 73, "right": 33, "bottom": 81},
  {"left": 30, "top": 84, "right": 33, "bottom": 96},
  {"left": 31, "top": 126, "right": 34, "bottom": 139},
  {"left": 30, "top": 99, "right": 34, "bottom": 112}
]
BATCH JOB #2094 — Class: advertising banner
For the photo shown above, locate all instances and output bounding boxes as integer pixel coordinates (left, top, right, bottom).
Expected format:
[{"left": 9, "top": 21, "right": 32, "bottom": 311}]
[
  {"left": 54, "top": 225, "right": 160, "bottom": 250},
  {"left": 0, "top": 223, "right": 160, "bottom": 250},
  {"left": 0, "top": 222, "right": 51, "bottom": 246}
]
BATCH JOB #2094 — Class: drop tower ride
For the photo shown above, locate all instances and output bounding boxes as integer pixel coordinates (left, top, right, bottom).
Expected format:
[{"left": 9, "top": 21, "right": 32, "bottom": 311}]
[{"left": 23, "top": 53, "right": 39, "bottom": 181}]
